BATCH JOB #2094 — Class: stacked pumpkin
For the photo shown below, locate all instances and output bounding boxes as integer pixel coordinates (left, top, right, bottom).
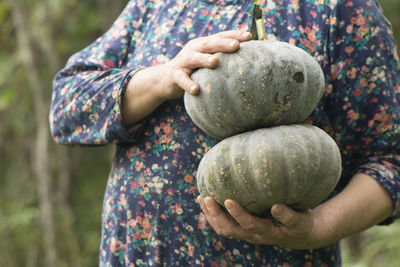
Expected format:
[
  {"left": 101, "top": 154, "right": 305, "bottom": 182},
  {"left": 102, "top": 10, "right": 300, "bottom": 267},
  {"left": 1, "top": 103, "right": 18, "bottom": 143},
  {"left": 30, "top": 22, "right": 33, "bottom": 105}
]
[{"left": 184, "top": 40, "right": 342, "bottom": 218}]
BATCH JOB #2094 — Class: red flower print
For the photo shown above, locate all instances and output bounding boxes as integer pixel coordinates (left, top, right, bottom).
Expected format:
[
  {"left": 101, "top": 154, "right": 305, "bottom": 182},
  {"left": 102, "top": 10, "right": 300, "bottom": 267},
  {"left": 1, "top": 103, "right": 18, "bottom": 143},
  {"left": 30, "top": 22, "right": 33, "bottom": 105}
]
[
  {"left": 131, "top": 181, "right": 138, "bottom": 189},
  {"left": 184, "top": 175, "right": 194, "bottom": 183},
  {"left": 109, "top": 238, "right": 121, "bottom": 253},
  {"left": 202, "top": 9, "right": 210, "bottom": 16},
  {"left": 311, "top": 11, "right": 317, "bottom": 18},
  {"left": 105, "top": 58, "right": 115, "bottom": 67},
  {"left": 354, "top": 88, "right": 363, "bottom": 96}
]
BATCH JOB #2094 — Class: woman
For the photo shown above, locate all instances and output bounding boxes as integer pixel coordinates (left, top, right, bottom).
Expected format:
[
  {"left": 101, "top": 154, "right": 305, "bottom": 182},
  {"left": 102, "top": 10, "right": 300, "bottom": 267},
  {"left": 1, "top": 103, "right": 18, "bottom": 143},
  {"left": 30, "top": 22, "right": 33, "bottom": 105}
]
[{"left": 50, "top": 0, "right": 400, "bottom": 265}]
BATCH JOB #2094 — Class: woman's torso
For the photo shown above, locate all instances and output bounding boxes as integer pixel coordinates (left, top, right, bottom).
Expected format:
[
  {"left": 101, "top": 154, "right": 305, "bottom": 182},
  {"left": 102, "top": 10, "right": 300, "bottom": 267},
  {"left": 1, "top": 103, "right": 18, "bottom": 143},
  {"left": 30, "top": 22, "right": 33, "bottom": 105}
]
[{"left": 100, "top": 0, "right": 346, "bottom": 265}]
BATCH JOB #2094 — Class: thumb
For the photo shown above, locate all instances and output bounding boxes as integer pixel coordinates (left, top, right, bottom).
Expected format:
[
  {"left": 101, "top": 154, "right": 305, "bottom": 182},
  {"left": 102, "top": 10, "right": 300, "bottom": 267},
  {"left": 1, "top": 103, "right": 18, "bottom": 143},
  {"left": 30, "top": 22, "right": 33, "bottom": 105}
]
[{"left": 271, "top": 204, "right": 299, "bottom": 228}]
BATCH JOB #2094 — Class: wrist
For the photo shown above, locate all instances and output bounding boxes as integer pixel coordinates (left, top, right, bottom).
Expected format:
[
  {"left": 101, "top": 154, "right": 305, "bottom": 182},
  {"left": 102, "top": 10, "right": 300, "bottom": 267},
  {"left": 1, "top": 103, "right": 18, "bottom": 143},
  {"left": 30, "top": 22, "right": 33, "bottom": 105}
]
[
  {"left": 122, "top": 66, "right": 168, "bottom": 126},
  {"left": 308, "top": 206, "right": 337, "bottom": 248},
  {"left": 127, "top": 66, "right": 169, "bottom": 103},
  {"left": 148, "top": 63, "right": 176, "bottom": 102},
  {"left": 307, "top": 173, "right": 393, "bottom": 249}
]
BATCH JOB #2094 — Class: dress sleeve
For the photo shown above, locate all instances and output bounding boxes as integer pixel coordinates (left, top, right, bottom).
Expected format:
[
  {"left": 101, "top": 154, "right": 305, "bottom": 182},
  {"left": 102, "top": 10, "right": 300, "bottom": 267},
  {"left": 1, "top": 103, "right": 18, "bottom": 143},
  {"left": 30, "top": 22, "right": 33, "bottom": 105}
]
[
  {"left": 50, "top": 1, "right": 146, "bottom": 145},
  {"left": 327, "top": 0, "right": 400, "bottom": 223}
]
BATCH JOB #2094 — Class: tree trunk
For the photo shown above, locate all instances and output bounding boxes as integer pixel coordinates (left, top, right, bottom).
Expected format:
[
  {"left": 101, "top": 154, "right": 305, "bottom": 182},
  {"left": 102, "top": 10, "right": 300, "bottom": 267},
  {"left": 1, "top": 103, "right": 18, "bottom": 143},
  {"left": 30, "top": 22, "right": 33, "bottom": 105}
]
[{"left": 7, "top": 0, "right": 57, "bottom": 266}]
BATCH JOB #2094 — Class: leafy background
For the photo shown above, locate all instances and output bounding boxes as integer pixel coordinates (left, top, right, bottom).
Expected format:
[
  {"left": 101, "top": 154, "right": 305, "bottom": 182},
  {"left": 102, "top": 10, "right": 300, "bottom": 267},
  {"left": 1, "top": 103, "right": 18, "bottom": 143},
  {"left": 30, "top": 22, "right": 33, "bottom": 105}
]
[{"left": 0, "top": 0, "right": 399, "bottom": 266}]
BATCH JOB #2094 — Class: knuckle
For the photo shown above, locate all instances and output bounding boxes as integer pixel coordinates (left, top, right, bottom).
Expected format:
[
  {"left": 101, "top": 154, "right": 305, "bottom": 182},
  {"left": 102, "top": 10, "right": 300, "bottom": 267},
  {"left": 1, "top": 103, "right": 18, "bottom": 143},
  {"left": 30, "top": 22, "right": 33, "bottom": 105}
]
[
  {"left": 186, "top": 37, "right": 208, "bottom": 51},
  {"left": 173, "top": 70, "right": 188, "bottom": 88},
  {"left": 173, "top": 53, "right": 183, "bottom": 63},
  {"left": 199, "top": 39, "right": 208, "bottom": 50},
  {"left": 192, "top": 52, "right": 202, "bottom": 63},
  {"left": 216, "top": 30, "right": 233, "bottom": 36},
  {"left": 286, "top": 214, "right": 299, "bottom": 227},
  {"left": 242, "top": 222, "right": 256, "bottom": 232},
  {"left": 214, "top": 227, "right": 224, "bottom": 236},
  {"left": 247, "top": 235, "right": 261, "bottom": 245},
  {"left": 214, "top": 226, "right": 231, "bottom": 237},
  {"left": 199, "top": 54, "right": 211, "bottom": 67},
  {"left": 172, "top": 69, "right": 181, "bottom": 82}
]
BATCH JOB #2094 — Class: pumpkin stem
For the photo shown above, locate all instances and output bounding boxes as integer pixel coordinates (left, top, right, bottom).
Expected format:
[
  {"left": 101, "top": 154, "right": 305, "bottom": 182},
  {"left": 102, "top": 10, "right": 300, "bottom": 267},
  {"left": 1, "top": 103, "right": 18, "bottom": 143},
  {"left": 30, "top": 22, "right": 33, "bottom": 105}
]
[{"left": 250, "top": 1, "right": 266, "bottom": 40}]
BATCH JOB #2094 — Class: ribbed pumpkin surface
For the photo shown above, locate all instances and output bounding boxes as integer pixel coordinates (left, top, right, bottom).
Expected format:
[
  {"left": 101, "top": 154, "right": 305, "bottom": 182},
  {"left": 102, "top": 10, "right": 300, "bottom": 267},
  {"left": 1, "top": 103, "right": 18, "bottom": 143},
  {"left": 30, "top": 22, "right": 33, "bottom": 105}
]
[
  {"left": 196, "top": 124, "right": 342, "bottom": 217},
  {"left": 184, "top": 40, "right": 325, "bottom": 139}
]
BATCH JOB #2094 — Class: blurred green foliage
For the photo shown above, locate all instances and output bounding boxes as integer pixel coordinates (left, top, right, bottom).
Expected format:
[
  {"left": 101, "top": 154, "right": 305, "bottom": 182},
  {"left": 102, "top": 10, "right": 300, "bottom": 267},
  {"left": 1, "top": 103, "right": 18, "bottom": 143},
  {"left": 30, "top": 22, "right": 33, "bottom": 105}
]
[
  {"left": 0, "top": 0, "right": 127, "bottom": 266},
  {"left": 342, "top": 222, "right": 400, "bottom": 267},
  {"left": 0, "top": 0, "right": 399, "bottom": 266}
]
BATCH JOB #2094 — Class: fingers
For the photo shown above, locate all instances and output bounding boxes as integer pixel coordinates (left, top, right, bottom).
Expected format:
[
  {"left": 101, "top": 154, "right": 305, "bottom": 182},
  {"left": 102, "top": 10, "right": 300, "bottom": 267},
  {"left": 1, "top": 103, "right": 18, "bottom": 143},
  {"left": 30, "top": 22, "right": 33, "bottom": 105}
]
[
  {"left": 159, "top": 30, "right": 251, "bottom": 99},
  {"left": 215, "top": 30, "right": 252, "bottom": 41},
  {"left": 197, "top": 195, "right": 210, "bottom": 217},
  {"left": 173, "top": 69, "right": 199, "bottom": 94},
  {"left": 198, "top": 196, "right": 231, "bottom": 226},
  {"left": 224, "top": 199, "right": 280, "bottom": 245},
  {"left": 187, "top": 30, "right": 251, "bottom": 54},
  {"left": 271, "top": 204, "right": 301, "bottom": 228},
  {"left": 188, "top": 37, "right": 236, "bottom": 54},
  {"left": 172, "top": 52, "right": 218, "bottom": 94},
  {"left": 270, "top": 203, "right": 315, "bottom": 246},
  {"left": 198, "top": 196, "right": 317, "bottom": 248},
  {"left": 198, "top": 196, "right": 231, "bottom": 236},
  {"left": 170, "top": 31, "right": 251, "bottom": 96},
  {"left": 182, "top": 52, "right": 219, "bottom": 69},
  {"left": 224, "top": 199, "right": 272, "bottom": 234},
  {"left": 198, "top": 196, "right": 251, "bottom": 239}
]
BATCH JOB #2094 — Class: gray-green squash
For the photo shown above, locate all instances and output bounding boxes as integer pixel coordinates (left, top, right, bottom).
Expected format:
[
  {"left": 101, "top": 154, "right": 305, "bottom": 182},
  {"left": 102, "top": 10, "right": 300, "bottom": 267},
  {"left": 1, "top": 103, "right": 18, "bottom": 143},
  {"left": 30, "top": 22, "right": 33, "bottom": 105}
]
[
  {"left": 184, "top": 40, "right": 325, "bottom": 139},
  {"left": 196, "top": 124, "right": 341, "bottom": 217}
]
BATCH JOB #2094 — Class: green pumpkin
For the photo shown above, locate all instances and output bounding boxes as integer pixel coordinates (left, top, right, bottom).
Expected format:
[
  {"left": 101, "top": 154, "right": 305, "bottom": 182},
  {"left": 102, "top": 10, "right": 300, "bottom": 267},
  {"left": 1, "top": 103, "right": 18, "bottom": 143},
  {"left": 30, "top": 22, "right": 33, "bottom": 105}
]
[
  {"left": 196, "top": 124, "right": 341, "bottom": 217},
  {"left": 184, "top": 40, "right": 325, "bottom": 139}
]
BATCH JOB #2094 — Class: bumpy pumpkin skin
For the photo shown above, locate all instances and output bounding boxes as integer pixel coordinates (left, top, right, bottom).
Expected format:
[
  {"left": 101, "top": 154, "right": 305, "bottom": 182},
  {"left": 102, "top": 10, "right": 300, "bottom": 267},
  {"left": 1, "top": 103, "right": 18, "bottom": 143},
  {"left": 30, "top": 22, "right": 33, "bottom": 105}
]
[
  {"left": 196, "top": 124, "right": 342, "bottom": 217},
  {"left": 184, "top": 40, "right": 325, "bottom": 139}
]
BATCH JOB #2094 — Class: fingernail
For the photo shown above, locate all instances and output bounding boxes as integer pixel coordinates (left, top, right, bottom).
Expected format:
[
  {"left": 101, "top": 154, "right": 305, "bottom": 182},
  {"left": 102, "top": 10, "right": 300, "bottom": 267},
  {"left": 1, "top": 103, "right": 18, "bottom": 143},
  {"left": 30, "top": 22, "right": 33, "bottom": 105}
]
[
  {"left": 190, "top": 85, "right": 197, "bottom": 92},
  {"left": 229, "top": 40, "right": 238, "bottom": 48},
  {"left": 207, "top": 56, "right": 215, "bottom": 64},
  {"left": 273, "top": 204, "right": 284, "bottom": 216},
  {"left": 242, "top": 32, "right": 251, "bottom": 38},
  {"left": 224, "top": 201, "right": 233, "bottom": 211},
  {"left": 204, "top": 197, "right": 212, "bottom": 209}
]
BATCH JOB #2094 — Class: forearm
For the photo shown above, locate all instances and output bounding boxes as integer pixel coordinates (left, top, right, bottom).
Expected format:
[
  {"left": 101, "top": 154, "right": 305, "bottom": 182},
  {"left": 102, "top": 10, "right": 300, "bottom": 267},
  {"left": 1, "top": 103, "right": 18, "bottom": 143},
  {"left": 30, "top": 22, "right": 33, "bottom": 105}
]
[{"left": 312, "top": 173, "right": 393, "bottom": 247}]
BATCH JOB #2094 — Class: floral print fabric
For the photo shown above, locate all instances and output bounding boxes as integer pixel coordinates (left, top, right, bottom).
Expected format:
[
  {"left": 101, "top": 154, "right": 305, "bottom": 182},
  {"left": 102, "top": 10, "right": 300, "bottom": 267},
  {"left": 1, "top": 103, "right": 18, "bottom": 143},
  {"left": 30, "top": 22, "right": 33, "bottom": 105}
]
[{"left": 50, "top": 0, "right": 400, "bottom": 266}]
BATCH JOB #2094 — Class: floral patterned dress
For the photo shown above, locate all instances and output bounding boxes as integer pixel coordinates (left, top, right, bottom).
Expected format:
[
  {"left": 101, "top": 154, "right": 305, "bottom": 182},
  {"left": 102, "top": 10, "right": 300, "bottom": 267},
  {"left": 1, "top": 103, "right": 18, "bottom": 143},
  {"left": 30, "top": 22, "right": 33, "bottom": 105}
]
[{"left": 50, "top": 0, "right": 400, "bottom": 266}]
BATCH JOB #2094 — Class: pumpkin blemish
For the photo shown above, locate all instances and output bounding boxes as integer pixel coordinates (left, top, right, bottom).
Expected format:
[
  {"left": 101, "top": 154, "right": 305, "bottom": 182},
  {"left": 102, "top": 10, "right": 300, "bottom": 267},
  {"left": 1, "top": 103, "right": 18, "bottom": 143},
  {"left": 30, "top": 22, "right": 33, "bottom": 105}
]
[{"left": 293, "top": 71, "right": 304, "bottom": 83}]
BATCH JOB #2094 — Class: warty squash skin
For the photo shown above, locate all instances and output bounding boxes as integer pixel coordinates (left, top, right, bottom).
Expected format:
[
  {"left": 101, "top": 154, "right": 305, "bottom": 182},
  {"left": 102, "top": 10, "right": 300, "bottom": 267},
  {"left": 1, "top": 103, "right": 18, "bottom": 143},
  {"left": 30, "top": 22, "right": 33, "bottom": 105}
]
[
  {"left": 196, "top": 124, "right": 342, "bottom": 217},
  {"left": 184, "top": 40, "right": 325, "bottom": 139}
]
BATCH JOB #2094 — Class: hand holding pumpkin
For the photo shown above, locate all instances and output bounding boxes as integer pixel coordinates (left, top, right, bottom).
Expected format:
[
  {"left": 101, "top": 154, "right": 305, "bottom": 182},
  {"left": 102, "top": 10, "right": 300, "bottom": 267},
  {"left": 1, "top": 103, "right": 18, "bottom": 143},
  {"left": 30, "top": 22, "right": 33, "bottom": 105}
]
[
  {"left": 198, "top": 173, "right": 393, "bottom": 250},
  {"left": 162, "top": 30, "right": 252, "bottom": 99},
  {"left": 197, "top": 196, "right": 320, "bottom": 250},
  {"left": 122, "top": 30, "right": 251, "bottom": 126}
]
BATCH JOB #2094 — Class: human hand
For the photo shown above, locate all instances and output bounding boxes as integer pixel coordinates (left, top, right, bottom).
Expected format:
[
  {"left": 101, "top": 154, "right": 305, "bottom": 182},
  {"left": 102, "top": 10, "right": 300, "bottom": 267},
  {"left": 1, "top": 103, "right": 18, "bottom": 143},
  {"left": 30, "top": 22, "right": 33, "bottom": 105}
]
[
  {"left": 159, "top": 30, "right": 252, "bottom": 100},
  {"left": 122, "top": 30, "right": 251, "bottom": 125},
  {"left": 197, "top": 196, "right": 323, "bottom": 249}
]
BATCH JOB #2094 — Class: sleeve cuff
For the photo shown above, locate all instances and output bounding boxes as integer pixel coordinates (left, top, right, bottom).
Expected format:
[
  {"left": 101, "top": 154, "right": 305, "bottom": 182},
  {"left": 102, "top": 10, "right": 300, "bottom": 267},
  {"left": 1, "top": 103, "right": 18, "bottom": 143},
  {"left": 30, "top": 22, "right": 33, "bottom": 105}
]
[{"left": 108, "top": 67, "right": 147, "bottom": 144}]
